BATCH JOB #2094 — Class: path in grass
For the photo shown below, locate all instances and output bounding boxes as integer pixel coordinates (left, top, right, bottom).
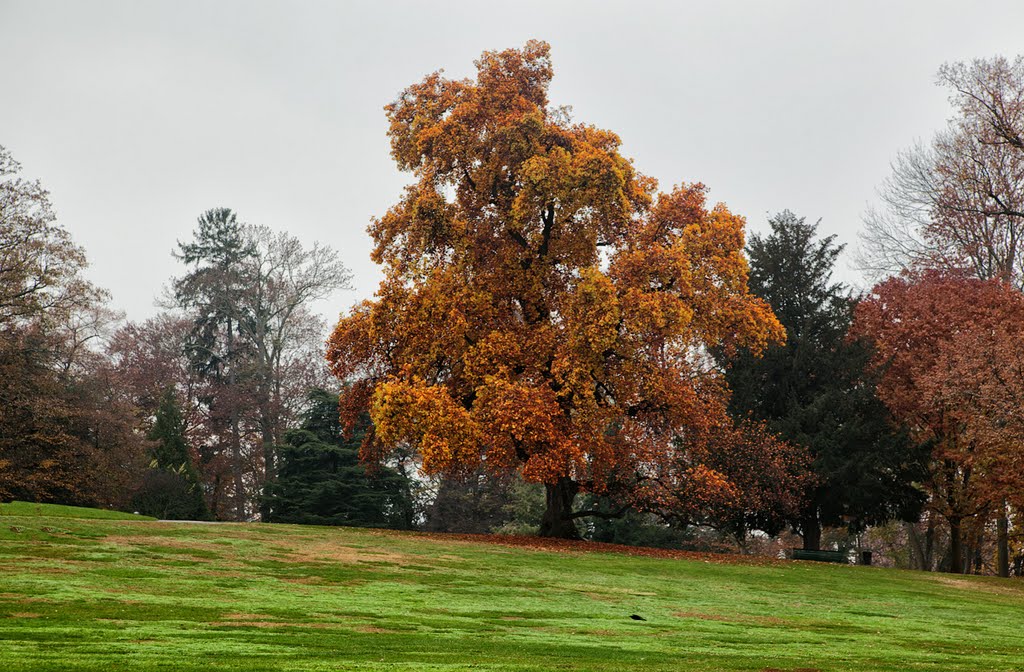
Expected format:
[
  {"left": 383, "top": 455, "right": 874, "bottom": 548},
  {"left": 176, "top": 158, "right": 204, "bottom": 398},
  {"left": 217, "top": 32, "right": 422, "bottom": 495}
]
[{"left": 1, "top": 508, "right": 1022, "bottom": 671}]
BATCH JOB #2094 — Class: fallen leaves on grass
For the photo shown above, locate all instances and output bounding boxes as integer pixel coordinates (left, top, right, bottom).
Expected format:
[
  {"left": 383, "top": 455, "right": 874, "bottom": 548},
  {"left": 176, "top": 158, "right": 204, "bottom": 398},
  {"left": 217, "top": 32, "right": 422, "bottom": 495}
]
[{"left": 929, "top": 575, "right": 1024, "bottom": 596}]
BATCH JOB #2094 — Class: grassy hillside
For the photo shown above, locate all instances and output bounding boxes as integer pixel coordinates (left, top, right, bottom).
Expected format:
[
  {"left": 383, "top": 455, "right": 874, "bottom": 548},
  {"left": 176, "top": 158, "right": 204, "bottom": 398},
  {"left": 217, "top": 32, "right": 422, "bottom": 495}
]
[
  {"left": 0, "top": 501, "right": 156, "bottom": 520},
  {"left": 1, "top": 513, "right": 1022, "bottom": 671}
]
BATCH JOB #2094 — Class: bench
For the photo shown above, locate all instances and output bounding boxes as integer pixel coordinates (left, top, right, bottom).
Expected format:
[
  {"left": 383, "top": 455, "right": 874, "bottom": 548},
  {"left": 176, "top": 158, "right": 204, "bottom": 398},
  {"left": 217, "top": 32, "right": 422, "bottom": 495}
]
[{"left": 792, "top": 549, "right": 849, "bottom": 564}]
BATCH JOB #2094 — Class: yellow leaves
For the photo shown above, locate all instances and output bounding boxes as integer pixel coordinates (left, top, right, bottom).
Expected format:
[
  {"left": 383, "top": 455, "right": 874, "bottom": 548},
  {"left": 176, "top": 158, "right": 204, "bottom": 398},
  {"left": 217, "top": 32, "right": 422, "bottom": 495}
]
[
  {"left": 371, "top": 378, "right": 480, "bottom": 475},
  {"left": 562, "top": 268, "right": 620, "bottom": 355},
  {"left": 475, "top": 40, "right": 553, "bottom": 112},
  {"left": 464, "top": 330, "right": 525, "bottom": 384},
  {"left": 473, "top": 378, "right": 560, "bottom": 446},
  {"left": 614, "top": 188, "right": 785, "bottom": 355},
  {"left": 611, "top": 241, "right": 696, "bottom": 343},
  {"left": 328, "top": 42, "right": 788, "bottom": 501}
]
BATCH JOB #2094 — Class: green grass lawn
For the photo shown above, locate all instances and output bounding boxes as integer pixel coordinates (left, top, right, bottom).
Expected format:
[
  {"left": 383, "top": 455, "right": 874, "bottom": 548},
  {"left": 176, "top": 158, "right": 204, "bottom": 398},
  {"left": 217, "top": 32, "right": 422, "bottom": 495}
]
[
  {"left": 1, "top": 507, "right": 1022, "bottom": 671},
  {"left": 0, "top": 501, "right": 156, "bottom": 521}
]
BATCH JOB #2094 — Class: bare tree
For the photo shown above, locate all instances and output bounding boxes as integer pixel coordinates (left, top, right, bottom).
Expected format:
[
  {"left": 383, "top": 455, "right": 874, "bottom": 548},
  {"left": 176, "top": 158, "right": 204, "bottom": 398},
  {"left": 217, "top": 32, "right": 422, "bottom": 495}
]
[
  {"left": 939, "top": 56, "right": 1024, "bottom": 152},
  {"left": 859, "top": 57, "right": 1024, "bottom": 289},
  {"left": 237, "top": 225, "right": 351, "bottom": 518},
  {"left": 858, "top": 143, "right": 936, "bottom": 280}
]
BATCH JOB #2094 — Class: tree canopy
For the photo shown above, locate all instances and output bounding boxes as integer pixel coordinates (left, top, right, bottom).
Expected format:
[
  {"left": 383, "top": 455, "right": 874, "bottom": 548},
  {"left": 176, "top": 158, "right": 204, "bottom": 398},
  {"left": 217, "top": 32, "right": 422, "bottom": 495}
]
[
  {"left": 0, "top": 145, "right": 139, "bottom": 508},
  {"left": 327, "top": 41, "right": 784, "bottom": 537}
]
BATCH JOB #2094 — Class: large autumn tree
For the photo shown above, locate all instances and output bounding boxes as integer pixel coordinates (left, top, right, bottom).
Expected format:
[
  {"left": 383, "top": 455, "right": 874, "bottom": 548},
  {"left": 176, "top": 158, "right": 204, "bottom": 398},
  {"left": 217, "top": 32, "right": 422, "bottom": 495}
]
[
  {"left": 327, "top": 42, "right": 783, "bottom": 538},
  {"left": 0, "top": 145, "right": 142, "bottom": 508},
  {"left": 853, "top": 271, "right": 1024, "bottom": 573}
]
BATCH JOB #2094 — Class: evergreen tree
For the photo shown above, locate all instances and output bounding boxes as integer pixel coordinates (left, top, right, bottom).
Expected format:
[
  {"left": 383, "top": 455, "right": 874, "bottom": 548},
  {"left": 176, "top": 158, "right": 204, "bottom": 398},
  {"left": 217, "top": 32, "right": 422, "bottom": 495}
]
[
  {"left": 266, "top": 389, "right": 415, "bottom": 529},
  {"left": 132, "top": 388, "right": 209, "bottom": 520},
  {"left": 725, "top": 211, "right": 926, "bottom": 550},
  {"left": 174, "top": 207, "right": 254, "bottom": 520}
]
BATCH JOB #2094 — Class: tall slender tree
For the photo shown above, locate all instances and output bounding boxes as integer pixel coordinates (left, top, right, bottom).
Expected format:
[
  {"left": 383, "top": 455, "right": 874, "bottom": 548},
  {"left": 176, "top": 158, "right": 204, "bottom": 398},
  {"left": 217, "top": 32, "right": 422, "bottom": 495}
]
[
  {"left": 173, "top": 210, "right": 349, "bottom": 520},
  {"left": 726, "top": 211, "right": 926, "bottom": 550},
  {"left": 174, "top": 208, "right": 253, "bottom": 519}
]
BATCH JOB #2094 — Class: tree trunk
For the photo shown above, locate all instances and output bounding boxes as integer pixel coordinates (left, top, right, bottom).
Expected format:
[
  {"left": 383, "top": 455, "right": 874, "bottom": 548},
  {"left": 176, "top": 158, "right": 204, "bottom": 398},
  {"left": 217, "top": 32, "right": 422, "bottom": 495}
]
[
  {"left": 210, "top": 473, "right": 222, "bottom": 520},
  {"left": 256, "top": 337, "right": 277, "bottom": 522},
  {"left": 965, "top": 538, "right": 977, "bottom": 574},
  {"left": 258, "top": 414, "right": 275, "bottom": 522},
  {"left": 226, "top": 318, "right": 246, "bottom": 521},
  {"left": 538, "top": 478, "right": 580, "bottom": 539},
  {"left": 801, "top": 510, "right": 822, "bottom": 551},
  {"left": 997, "top": 507, "right": 1010, "bottom": 578},
  {"left": 949, "top": 516, "right": 964, "bottom": 574},
  {"left": 907, "top": 521, "right": 926, "bottom": 570},
  {"left": 924, "top": 515, "right": 935, "bottom": 571}
]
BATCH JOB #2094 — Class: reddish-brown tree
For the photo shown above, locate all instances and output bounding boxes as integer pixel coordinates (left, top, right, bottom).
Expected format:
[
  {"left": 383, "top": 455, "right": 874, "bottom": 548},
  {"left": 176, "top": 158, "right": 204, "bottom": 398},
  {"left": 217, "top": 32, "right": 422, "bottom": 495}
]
[
  {"left": 0, "top": 146, "right": 142, "bottom": 508},
  {"left": 860, "top": 56, "right": 1024, "bottom": 575},
  {"left": 638, "top": 420, "right": 813, "bottom": 545},
  {"left": 327, "top": 42, "right": 784, "bottom": 538},
  {"left": 854, "top": 270, "right": 1024, "bottom": 572}
]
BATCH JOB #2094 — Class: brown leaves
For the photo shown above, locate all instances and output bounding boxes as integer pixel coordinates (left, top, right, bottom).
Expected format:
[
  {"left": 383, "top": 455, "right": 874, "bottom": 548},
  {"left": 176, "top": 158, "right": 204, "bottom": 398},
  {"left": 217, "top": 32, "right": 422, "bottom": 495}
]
[
  {"left": 853, "top": 270, "right": 1024, "bottom": 516},
  {"left": 327, "top": 42, "right": 784, "bottom": 509},
  {"left": 0, "top": 145, "right": 105, "bottom": 330}
]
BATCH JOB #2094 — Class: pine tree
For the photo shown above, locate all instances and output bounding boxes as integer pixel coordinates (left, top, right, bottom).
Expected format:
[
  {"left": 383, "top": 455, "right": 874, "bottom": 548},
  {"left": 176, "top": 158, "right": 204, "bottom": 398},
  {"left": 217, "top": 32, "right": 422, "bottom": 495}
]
[
  {"left": 266, "top": 389, "right": 415, "bottom": 529},
  {"left": 725, "top": 211, "right": 927, "bottom": 550}
]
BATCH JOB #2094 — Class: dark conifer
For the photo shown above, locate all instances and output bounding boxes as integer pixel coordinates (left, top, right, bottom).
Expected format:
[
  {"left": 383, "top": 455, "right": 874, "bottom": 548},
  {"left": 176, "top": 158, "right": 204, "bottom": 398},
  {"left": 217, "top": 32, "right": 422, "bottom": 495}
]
[
  {"left": 724, "top": 211, "right": 926, "bottom": 550},
  {"left": 266, "top": 389, "right": 415, "bottom": 529}
]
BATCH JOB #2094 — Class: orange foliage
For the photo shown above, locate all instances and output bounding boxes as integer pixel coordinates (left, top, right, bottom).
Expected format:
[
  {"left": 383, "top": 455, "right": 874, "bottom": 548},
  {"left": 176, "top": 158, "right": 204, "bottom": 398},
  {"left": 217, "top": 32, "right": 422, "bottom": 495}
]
[
  {"left": 327, "top": 42, "right": 783, "bottom": 502},
  {"left": 636, "top": 419, "right": 812, "bottom": 537}
]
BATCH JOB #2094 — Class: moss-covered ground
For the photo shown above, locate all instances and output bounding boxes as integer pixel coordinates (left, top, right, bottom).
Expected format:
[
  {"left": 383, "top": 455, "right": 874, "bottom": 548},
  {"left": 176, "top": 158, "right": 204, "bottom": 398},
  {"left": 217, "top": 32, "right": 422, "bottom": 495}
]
[{"left": 1, "top": 505, "right": 1022, "bottom": 671}]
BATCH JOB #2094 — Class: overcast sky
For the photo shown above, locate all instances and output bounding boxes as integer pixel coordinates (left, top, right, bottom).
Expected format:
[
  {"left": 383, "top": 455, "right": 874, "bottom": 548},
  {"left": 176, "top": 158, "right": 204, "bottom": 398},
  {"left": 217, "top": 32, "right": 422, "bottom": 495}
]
[{"left": 2, "top": 0, "right": 1023, "bottom": 323}]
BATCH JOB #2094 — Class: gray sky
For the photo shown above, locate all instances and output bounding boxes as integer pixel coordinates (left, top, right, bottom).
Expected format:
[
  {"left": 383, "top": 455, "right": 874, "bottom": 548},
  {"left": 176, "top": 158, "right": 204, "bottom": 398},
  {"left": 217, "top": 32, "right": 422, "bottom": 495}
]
[{"left": 2, "top": 0, "right": 1023, "bottom": 323}]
